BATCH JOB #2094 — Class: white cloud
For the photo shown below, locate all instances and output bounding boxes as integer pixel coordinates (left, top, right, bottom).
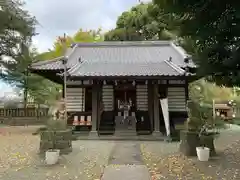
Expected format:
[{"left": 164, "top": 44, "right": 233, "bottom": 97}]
[
  {"left": 24, "top": 0, "right": 149, "bottom": 52},
  {"left": 1, "top": 0, "right": 153, "bottom": 95}
]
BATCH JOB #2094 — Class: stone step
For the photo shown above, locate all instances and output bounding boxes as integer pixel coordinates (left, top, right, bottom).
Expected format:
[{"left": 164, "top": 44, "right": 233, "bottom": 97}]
[{"left": 114, "top": 131, "right": 137, "bottom": 136}]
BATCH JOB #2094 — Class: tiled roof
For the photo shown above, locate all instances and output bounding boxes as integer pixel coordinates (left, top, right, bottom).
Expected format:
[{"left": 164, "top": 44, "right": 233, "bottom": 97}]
[
  {"left": 30, "top": 56, "right": 64, "bottom": 70},
  {"left": 30, "top": 41, "right": 196, "bottom": 76},
  {"left": 66, "top": 41, "right": 194, "bottom": 77},
  {"left": 68, "top": 60, "right": 186, "bottom": 77},
  {"left": 30, "top": 48, "right": 73, "bottom": 70}
]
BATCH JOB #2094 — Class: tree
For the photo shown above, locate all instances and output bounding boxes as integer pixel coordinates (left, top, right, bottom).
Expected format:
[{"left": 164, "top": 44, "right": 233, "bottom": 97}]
[
  {"left": 153, "top": 0, "right": 240, "bottom": 87},
  {"left": 42, "top": 29, "right": 103, "bottom": 58},
  {"left": 0, "top": 0, "right": 38, "bottom": 104},
  {"left": 104, "top": 28, "right": 143, "bottom": 41},
  {"left": 104, "top": 3, "right": 178, "bottom": 41},
  {"left": 1, "top": 41, "right": 60, "bottom": 105},
  {"left": 0, "top": 0, "right": 36, "bottom": 62},
  {"left": 29, "top": 29, "right": 104, "bottom": 104},
  {"left": 189, "top": 79, "right": 233, "bottom": 104}
]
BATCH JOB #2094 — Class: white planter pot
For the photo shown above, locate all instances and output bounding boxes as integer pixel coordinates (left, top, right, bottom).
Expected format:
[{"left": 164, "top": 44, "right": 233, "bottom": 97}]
[
  {"left": 45, "top": 149, "right": 60, "bottom": 165},
  {"left": 196, "top": 147, "right": 210, "bottom": 161}
]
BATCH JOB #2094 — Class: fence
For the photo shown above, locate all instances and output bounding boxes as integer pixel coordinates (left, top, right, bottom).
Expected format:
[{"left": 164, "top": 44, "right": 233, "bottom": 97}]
[{"left": 0, "top": 107, "right": 49, "bottom": 125}]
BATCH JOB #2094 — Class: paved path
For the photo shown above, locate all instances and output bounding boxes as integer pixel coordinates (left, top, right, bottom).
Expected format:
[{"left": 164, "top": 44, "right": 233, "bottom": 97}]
[
  {"left": 102, "top": 141, "right": 151, "bottom": 180},
  {"left": 108, "top": 141, "right": 143, "bottom": 165}
]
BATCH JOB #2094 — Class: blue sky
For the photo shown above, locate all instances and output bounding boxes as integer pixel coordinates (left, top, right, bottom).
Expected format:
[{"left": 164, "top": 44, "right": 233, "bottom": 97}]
[{"left": 0, "top": 0, "right": 151, "bottom": 96}]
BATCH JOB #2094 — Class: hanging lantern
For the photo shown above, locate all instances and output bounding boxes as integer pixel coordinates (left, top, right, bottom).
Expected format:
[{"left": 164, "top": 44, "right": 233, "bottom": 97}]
[
  {"left": 103, "top": 80, "right": 106, "bottom": 85},
  {"left": 145, "top": 80, "right": 148, "bottom": 85},
  {"left": 115, "top": 80, "right": 118, "bottom": 86}
]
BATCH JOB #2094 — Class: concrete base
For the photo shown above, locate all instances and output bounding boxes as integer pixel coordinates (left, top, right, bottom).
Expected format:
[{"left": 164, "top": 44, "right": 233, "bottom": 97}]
[
  {"left": 89, "top": 130, "right": 99, "bottom": 137},
  {"left": 152, "top": 131, "right": 162, "bottom": 137},
  {"left": 164, "top": 135, "right": 172, "bottom": 142}
]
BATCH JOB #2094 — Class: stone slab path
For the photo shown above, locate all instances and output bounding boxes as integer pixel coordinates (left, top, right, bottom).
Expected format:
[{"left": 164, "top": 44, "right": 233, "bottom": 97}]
[
  {"left": 101, "top": 165, "right": 151, "bottom": 180},
  {"left": 102, "top": 141, "right": 151, "bottom": 180}
]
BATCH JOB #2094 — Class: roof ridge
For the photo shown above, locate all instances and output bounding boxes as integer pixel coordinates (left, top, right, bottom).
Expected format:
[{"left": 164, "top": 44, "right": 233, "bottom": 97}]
[
  {"left": 31, "top": 56, "right": 64, "bottom": 67},
  {"left": 73, "top": 41, "right": 172, "bottom": 47},
  {"left": 164, "top": 60, "right": 185, "bottom": 74},
  {"left": 170, "top": 42, "right": 190, "bottom": 59},
  {"left": 67, "top": 62, "right": 82, "bottom": 74}
]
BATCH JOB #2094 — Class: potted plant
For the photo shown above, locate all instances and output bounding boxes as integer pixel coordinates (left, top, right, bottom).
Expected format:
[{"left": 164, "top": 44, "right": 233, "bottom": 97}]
[
  {"left": 180, "top": 101, "right": 218, "bottom": 156},
  {"left": 179, "top": 101, "right": 204, "bottom": 156}
]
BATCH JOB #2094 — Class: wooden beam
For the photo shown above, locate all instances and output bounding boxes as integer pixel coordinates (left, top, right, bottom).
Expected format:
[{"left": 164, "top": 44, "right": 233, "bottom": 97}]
[{"left": 68, "top": 75, "right": 191, "bottom": 81}]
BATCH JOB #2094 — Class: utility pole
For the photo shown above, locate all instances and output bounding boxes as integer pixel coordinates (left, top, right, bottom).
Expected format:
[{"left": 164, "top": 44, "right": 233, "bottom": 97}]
[
  {"left": 59, "top": 33, "right": 68, "bottom": 124},
  {"left": 212, "top": 99, "right": 215, "bottom": 127}
]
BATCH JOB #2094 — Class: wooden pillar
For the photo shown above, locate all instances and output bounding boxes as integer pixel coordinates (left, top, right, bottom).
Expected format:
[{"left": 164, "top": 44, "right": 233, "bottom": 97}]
[
  {"left": 152, "top": 83, "right": 161, "bottom": 136},
  {"left": 91, "top": 82, "right": 99, "bottom": 135},
  {"left": 148, "top": 81, "right": 154, "bottom": 132},
  {"left": 97, "top": 83, "right": 102, "bottom": 131}
]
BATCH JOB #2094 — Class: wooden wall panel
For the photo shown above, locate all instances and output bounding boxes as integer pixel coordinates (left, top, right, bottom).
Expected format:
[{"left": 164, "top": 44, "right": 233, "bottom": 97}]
[
  {"left": 102, "top": 85, "right": 114, "bottom": 111},
  {"left": 66, "top": 87, "right": 85, "bottom": 112},
  {"left": 167, "top": 87, "right": 186, "bottom": 112},
  {"left": 136, "top": 85, "right": 148, "bottom": 111}
]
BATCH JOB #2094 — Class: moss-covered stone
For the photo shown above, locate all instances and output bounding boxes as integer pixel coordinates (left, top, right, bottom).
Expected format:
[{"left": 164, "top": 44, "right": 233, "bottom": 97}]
[
  {"left": 55, "top": 140, "right": 71, "bottom": 149},
  {"left": 40, "top": 131, "right": 55, "bottom": 141},
  {"left": 55, "top": 130, "right": 72, "bottom": 140},
  {"left": 39, "top": 129, "right": 72, "bottom": 154},
  {"left": 40, "top": 141, "right": 54, "bottom": 150},
  {"left": 179, "top": 130, "right": 200, "bottom": 156}
]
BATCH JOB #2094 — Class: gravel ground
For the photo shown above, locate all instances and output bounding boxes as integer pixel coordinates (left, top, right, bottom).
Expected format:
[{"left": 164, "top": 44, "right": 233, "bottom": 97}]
[
  {"left": 140, "top": 126, "right": 240, "bottom": 180},
  {"left": 0, "top": 126, "right": 115, "bottom": 180},
  {"left": 2, "top": 125, "right": 240, "bottom": 180}
]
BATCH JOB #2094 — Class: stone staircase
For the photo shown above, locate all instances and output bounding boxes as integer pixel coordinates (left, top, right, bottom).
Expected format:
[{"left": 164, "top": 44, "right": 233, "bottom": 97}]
[{"left": 114, "top": 116, "right": 137, "bottom": 137}]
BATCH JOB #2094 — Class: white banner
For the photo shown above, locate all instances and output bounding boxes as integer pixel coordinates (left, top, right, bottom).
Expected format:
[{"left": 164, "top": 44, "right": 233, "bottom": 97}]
[{"left": 160, "top": 98, "right": 170, "bottom": 136}]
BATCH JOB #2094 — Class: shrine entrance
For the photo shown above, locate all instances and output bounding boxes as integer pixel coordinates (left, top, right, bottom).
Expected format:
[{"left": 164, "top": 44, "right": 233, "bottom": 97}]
[{"left": 114, "top": 81, "right": 136, "bottom": 134}]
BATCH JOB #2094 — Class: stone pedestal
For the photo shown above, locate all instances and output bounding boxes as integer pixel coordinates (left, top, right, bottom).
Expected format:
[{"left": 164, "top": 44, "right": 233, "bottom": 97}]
[
  {"left": 152, "top": 131, "right": 162, "bottom": 137},
  {"left": 40, "top": 129, "right": 72, "bottom": 154},
  {"left": 89, "top": 130, "right": 99, "bottom": 137},
  {"left": 152, "top": 131, "right": 163, "bottom": 140}
]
